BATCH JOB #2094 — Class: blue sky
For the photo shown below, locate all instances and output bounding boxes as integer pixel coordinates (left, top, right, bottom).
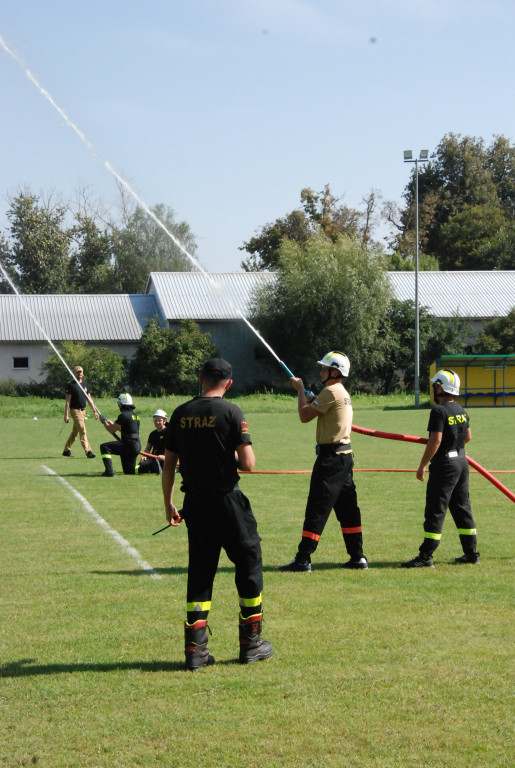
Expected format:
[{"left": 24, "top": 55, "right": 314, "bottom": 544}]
[{"left": 1, "top": 0, "right": 514, "bottom": 272}]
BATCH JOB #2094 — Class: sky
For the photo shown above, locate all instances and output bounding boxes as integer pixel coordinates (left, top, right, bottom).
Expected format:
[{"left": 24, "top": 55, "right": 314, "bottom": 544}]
[{"left": 1, "top": 0, "right": 515, "bottom": 273}]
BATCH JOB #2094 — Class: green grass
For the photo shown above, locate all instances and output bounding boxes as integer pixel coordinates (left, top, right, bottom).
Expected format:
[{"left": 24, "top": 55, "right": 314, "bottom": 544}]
[{"left": 0, "top": 396, "right": 513, "bottom": 767}]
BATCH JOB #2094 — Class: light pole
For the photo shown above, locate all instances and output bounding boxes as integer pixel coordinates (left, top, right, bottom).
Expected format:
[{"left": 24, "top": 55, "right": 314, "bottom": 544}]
[{"left": 403, "top": 149, "right": 429, "bottom": 408}]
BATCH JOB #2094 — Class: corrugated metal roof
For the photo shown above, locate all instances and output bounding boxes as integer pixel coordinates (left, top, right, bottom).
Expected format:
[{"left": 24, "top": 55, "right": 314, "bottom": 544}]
[
  {"left": 148, "top": 271, "right": 276, "bottom": 320},
  {"left": 149, "top": 270, "right": 515, "bottom": 321},
  {"left": 0, "top": 294, "right": 162, "bottom": 342},
  {"left": 1, "top": 271, "right": 513, "bottom": 342},
  {"left": 388, "top": 271, "right": 515, "bottom": 318}
]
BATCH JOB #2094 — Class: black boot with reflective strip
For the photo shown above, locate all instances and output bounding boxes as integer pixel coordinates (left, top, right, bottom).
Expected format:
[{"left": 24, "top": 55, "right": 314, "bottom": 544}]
[
  {"left": 184, "top": 619, "right": 215, "bottom": 671},
  {"left": 239, "top": 613, "right": 274, "bottom": 664}
]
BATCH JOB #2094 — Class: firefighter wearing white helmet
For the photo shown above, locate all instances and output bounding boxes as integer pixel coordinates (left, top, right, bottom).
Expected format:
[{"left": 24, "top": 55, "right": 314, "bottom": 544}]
[
  {"left": 279, "top": 351, "right": 368, "bottom": 571},
  {"left": 402, "top": 369, "right": 479, "bottom": 568},
  {"left": 317, "top": 351, "right": 351, "bottom": 379},
  {"left": 99, "top": 393, "right": 141, "bottom": 477},
  {"left": 136, "top": 408, "right": 168, "bottom": 475}
]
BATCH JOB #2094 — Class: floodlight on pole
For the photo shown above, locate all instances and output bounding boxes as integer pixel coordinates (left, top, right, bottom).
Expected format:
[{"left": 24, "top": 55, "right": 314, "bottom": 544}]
[{"left": 403, "top": 148, "right": 429, "bottom": 408}]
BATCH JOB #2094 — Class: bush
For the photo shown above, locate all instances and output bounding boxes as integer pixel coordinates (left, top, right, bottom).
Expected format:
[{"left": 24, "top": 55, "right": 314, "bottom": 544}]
[
  {"left": 129, "top": 318, "right": 218, "bottom": 395},
  {"left": 0, "top": 378, "right": 41, "bottom": 396},
  {"left": 41, "top": 341, "right": 127, "bottom": 397}
]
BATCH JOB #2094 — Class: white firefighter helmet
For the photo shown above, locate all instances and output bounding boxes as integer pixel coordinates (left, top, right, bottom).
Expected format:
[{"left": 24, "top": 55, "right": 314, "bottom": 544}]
[
  {"left": 153, "top": 409, "right": 167, "bottom": 419},
  {"left": 430, "top": 369, "right": 460, "bottom": 396},
  {"left": 118, "top": 393, "right": 134, "bottom": 406},
  {"left": 317, "top": 351, "right": 350, "bottom": 378}
]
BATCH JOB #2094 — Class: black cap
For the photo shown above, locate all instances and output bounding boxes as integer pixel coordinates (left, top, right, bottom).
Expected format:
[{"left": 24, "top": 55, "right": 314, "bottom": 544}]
[{"left": 201, "top": 357, "right": 232, "bottom": 379}]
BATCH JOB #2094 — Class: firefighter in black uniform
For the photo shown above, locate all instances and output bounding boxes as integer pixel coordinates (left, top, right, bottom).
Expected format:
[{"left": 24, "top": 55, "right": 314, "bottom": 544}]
[
  {"left": 279, "top": 352, "right": 367, "bottom": 572},
  {"left": 161, "top": 357, "right": 273, "bottom": 670},
  {"left": 99, "top": 393, "right": 141, "bottom": 477},
  {"left": 136, "top": 409, "right": 168, "bottom": 474},
  {"left": 402, "top": 369, "right": 480, "bottom": 568}
]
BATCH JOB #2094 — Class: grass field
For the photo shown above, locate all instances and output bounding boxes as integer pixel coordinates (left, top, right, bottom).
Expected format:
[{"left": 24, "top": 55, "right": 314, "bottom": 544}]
[{"left": 0, "top": 395, "right": 513, "bottom": 768}]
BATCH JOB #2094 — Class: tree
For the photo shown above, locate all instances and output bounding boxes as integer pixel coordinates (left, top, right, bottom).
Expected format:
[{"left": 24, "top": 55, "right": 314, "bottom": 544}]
[
  {"left": 0, "top": 189, "right": 200, "bottom": 296},
  {"left": 129, "top": 318, "right": 217, "bottom": 395},
  {"left": 0, "top": 233, "right": 13, "bottom": 293},
  {"left": 68, "top": 215, "right": 117, "bottom": 293},
  {"left": 473, "top": 308, "right": 515, "bottom": 354},
  {"left": 240, "top": 185, "right": 381, "bottom": 271},
  {"left": 249, "top": 233, "right": 392, "bottom": 389},
  {"left": 3, "top": 193, "right": 70, "bottom": 293},
  {"left": 41, "top": 341, "right": 127, "bottom": 398},
  {"left": 375, "top": 300, "right": 470, "bottom": 393},
  {"left": 388, "top": 133, "right": 515, "bottom": 270},
  {"left": 112, "top": 203, "right": 198, "bottom": 293}
]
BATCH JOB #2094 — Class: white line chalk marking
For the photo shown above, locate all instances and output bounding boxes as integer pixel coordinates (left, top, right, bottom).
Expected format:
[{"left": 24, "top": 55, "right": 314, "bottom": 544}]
[{"left": 42, "top": 465, "right": 162, "bottom": 579}]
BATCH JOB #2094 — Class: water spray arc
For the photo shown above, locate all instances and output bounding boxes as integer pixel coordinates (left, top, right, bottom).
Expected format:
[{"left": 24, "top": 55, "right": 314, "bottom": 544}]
[{"left": 0, "top": 34, "right": 290, "bottom": 377}]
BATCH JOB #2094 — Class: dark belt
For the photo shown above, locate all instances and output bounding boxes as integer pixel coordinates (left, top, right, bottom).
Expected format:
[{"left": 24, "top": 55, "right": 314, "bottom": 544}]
[{"left": 316, "top": 443, "right": 352, "bottom": 456}]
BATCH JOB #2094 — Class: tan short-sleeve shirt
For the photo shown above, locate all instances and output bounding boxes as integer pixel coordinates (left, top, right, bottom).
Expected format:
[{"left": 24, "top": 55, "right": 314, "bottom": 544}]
[{"left": 313, "top": 382, "right": 353, "bottom": 446}]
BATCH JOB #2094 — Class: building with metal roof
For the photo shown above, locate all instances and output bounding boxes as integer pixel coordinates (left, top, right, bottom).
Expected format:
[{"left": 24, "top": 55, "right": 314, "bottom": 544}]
[
  {"left": 147, "top": 272, "right": 280, "bottom": 387},
  {"left": 0, "top": 294, "right": 162, "bottom": 384},
  {"left": 1, "top": 270, "right": 513, "bottom": 388},
  {"left": 147, "top": 270, "right": 515, "bottom": 323},
  {"left": 388, "top": 271, "right": 515, "bottom": 320}
]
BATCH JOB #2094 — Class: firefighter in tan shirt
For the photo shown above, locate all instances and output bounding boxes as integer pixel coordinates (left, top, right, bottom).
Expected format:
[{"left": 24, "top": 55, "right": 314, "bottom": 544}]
[{"left": 279, "top": 352, "right": 368, "bottom": 572}]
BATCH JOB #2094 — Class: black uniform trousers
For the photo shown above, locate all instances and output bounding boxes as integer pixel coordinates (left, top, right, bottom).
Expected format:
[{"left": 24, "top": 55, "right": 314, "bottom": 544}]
[
  {"left": 137, "top": 457, "right": 163, "bottom": 475},
  {"left": 421, "top": 455, "right": 477, "bottom": 556},
  {"left": 297, "top": 450, "right": 363, "bottom": 561},
  {"left": 100, "top": 439, "right": 140, "bottom": 475},
  {"left": 182, "top": 488, "right": 264, "bottom": 621}
]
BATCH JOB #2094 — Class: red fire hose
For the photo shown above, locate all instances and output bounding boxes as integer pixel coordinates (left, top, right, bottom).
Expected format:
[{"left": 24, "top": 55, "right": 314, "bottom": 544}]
[{"left": 351, "top": 424, "right": 515, "bottom": 504}]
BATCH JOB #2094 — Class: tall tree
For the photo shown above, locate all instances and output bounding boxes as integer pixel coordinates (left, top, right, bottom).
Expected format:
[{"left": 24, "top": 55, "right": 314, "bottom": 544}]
[
  {"left": 112, "top": 203, "right": 198, "bottom": 293},
  {"left": 389, "top": 133, "right": 515, "bottom": 270},
  {"left": 68, "top": 215, "right": 117, "bottom": 293},
  {"left": 249, "top": 233, "right": 392, "bottom": 387},
  {"left": 3, "top": 193, "right": 70, "bottom": 293},
  {"left": 240, "top": 185, "right": 380, "bottom": 271}
]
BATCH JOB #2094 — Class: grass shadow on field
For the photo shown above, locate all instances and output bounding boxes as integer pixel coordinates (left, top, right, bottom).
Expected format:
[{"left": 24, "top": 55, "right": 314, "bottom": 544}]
[
  {"left": 271, "top": 560, "right": 403, "bottom": 571},
  {"left": 382, "top": 404, "right": 432, "bottom": 411},
  {"left": 91, "top": 564, "right": 248, "bottom": 577},
  {"left": 0, "top": 657, "right": 241, "bottom": 678}
]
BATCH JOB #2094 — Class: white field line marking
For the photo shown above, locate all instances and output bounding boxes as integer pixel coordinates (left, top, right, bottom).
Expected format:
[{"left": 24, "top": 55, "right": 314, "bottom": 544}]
[{"left": 42, "top": 465, "right": 162, "bottom": 580}]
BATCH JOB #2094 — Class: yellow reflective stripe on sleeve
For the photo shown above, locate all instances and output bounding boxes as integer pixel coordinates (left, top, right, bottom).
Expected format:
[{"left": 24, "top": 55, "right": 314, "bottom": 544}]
[
  {"left": 239, "top": 594, "right": 262, "bottom": 608},
  {"left": 424, "top": 532, "right": 442, "bottom": 540},
  {"left": 186, "top": 601, "right": 211, "bottom": 613},
  {"left": 458, "top": 528, "right": 476, "bottom": 536},
  {"left": 101, "top": 453, "right": 112, "bottom": 459}
]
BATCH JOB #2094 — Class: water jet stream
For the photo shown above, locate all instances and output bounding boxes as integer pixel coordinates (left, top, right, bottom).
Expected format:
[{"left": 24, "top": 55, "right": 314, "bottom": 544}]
[{"left": 0, "top": 34, "right": 283, "bottom": 367}]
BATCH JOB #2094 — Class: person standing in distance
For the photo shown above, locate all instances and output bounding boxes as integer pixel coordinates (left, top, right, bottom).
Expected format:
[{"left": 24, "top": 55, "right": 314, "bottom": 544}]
[
  {"left": 137, "top": 409, "right": 168, "bottom": 475},
  {"left": 280, "top": 351, "right": 368, "bottom": 572},
  {"left": 62, "top": 365, "right": 98, "bottom": 458},
  {"left": 402, "top": 369, "right": 479, "bottom": 568},
  {"left": 99, "top": 393, "right": 141, "bottom": 477},
  {"left": 162, "top": 357, "right": 273, "bottom": 670}
]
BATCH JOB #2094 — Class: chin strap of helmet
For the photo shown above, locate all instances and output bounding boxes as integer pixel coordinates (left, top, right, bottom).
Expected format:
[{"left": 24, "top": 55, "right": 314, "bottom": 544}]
[{"left": 321, "top": 368, "right": 342, "bottom": 386}]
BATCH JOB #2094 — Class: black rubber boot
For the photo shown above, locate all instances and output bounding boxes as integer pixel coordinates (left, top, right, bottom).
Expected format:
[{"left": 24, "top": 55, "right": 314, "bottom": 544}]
[
  {"left": 101, "top": 456, "right": 115, "bottom": 477},
  {"left": 239, "top": 614, "right": 274, "bottom": 664},
  {"left": 184, "top": 620, "right": 215, "bottom": 671}
]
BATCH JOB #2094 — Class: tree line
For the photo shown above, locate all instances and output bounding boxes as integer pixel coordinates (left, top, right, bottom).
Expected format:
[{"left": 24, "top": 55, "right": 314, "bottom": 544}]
[
  {"left": 239, "top": 133, "right": 515, "bottom": 273},
  {"left": 0, "top": 187, "right": 197, "bottom": 295},
  {"left": 1, "top": 132, "right": 514, "bottom": 396}
]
